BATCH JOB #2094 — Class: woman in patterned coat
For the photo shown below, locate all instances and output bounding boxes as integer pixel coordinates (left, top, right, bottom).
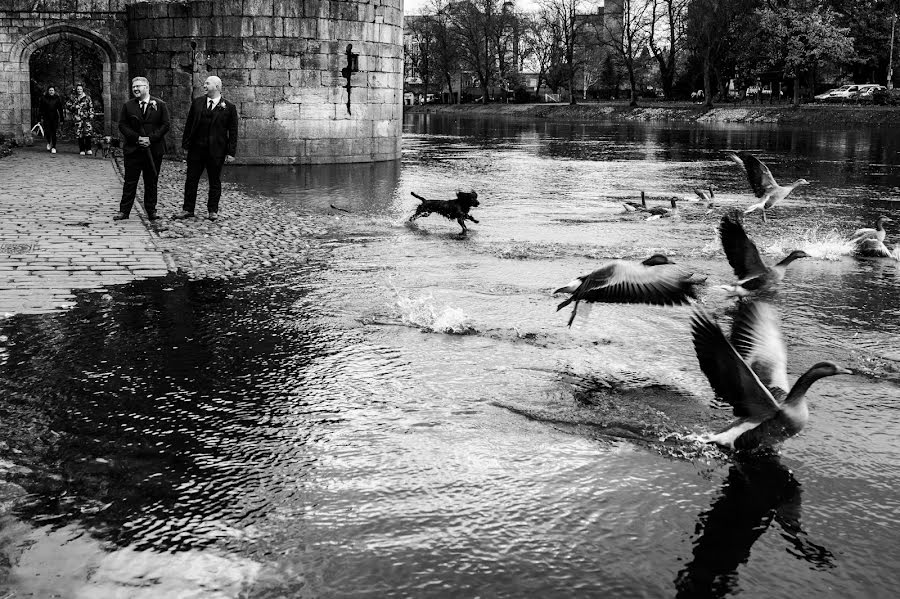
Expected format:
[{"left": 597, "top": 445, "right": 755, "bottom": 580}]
[{"left": 66, "top": 83, "right": 95, "bottom": 155}]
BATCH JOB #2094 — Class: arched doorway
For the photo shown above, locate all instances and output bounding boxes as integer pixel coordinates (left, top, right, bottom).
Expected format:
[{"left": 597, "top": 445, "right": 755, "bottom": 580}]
[
  {"left": 29, "top": 38, "right": 105, "bottom": 142},
  {"left": 10, "top": 24, "right": 127, "bottom": 144}
]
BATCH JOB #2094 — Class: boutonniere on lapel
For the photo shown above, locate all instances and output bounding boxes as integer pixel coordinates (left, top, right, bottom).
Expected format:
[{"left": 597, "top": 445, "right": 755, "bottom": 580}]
[
  {"left": 217, "top": 100, "right": 227, "bottom": 111},
  {"left": 149, "top": 100, "right": 158, "bottom": 111}
]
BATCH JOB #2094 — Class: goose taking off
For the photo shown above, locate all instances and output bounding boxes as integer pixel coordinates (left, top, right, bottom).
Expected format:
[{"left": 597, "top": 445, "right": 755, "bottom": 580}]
[
  {"left": 853, "top": 238, "right": 900, "bottom": 260},
  {"left": 718, "top": 211, "right": 809, "bottom": 297},
  {"left": 691, "top": 301, "right": 852, "bottom": 450},
  {"left": 850, "top": 216, "right": 893, "bottom": 244},
  {"left": 727, "top": 152, "right": 809, "bottom": 223},
  {"left": 554, "top": 254, "right": 701, "bottom": 327},
  {"left": 695, "top": 186, "right": 716, "bottom": 214}
]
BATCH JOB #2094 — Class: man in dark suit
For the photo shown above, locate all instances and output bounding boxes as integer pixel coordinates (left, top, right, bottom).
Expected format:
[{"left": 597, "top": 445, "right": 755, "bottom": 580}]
[
  {"left": 115, "top": 76, "right": 170, "bottom": 221},
  {"left": 176, "top": 75, "right": 239, "bottom": 221}
]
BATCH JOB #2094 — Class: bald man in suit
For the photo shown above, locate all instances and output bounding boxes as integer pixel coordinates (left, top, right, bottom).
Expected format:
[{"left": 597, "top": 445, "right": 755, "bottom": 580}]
[{"left": 175, "top": 75, "right": 238, "bottom": 221}]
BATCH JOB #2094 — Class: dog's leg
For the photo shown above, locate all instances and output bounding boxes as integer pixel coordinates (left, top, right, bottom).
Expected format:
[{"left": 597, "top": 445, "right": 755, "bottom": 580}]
[
  {"left": 457, "top": 218, "right": 468, "bottom": 235},
  {"left": 466, "top": 215, "right": 479, "bottom": 224}
]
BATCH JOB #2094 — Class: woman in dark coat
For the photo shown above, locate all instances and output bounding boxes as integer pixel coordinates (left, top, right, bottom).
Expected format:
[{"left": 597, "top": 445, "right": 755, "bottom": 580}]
[{"left": 39, "top": 86, "right": 64, "bottom": 153}]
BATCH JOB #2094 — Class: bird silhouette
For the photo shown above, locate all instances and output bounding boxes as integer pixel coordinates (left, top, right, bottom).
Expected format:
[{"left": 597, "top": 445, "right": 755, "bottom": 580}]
[
  {"left": 554, "top": 254, "right": 702, "bottom": 327},
  {"left": 690, "top": 301, "right": 852, "bottom": 450},
  {"left": 727, "top": 152, "right": 809, "bottom": 223},
  {"left": 718, "top": 210, "right": 808, "bottom": 297}
]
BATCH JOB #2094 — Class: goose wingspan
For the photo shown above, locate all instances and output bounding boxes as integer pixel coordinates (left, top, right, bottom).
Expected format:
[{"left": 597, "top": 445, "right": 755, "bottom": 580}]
[
  {"left": 854, "top": 238, "right": 894, "bottom": 258},
  {"left": 690, "top": 307, "right": 781, "bottom": 419},
  {"left": 729, "top": 301, "right": 790, "bottom": 395},
  {"left": 729, "top": 152, "right": 778, "bottom": 198},
  {"left": 694, "top": 188, "right": 711, "bottom": 202},
  {"left": 850, "top": 228, "right": 878, "bottom": 243},
  {"left": 574, "top": 261, "right": 698, "bottom": 306},
  {"left": 719, "top": 212, "right": 768, "bottom": 279}
]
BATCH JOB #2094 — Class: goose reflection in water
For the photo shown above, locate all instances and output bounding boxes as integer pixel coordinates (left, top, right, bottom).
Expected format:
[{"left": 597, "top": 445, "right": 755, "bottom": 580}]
[{"left": 675, "top": 454, "right": 834, "bottom": 599}]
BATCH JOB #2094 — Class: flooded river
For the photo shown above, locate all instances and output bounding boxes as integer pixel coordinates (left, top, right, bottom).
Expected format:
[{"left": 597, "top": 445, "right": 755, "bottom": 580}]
[{"left": 1, "top": 114, "right": 899, "bottom": 597}]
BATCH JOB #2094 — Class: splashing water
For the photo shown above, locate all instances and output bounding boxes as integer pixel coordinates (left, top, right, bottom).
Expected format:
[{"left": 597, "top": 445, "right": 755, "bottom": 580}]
[
  {"left": 391, "top": 283, "right": 475, "bottom": 334},
  {"left": 761, "top": 226, "right": 857, "bottom": 260}
]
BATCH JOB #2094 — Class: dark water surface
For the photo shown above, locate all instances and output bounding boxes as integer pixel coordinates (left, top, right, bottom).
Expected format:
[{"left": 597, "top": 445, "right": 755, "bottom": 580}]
[{"left": 1, "top": 114, "right": 899, "bottom": 597}]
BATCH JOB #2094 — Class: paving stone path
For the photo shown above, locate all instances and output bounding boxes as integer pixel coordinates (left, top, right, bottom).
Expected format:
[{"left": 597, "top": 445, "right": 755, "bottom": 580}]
[{"left": 0, "top": 145, "right": 172, "bottom": 316}]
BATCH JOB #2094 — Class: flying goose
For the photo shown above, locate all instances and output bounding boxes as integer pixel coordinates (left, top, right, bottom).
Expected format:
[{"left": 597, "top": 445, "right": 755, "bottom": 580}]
[
  {"left": 695, "top": 186, "right": 716, "bottom": 214},
  {"left": 718, "top": 211, "right": 809, "bottom": 297},
  {"left": 853, "top": 238, "right": 900, "bottom": 260},
  {"left": 554, "top": 254, "right": 701, "bottom": 327},
  {"left": 727, "top": 152, "right": 809, "bottom": 223},
  {"left": 691, "top": 301, "right": 852, "bottom": 450},
  {"left": 850, "top": 216, "right": 893, "bottom": 244}
]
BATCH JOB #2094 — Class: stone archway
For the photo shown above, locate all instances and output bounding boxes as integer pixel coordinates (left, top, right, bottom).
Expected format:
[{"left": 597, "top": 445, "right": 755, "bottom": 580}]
[{"left": 10, "top": 24, "right": 128, "bottom": 144}]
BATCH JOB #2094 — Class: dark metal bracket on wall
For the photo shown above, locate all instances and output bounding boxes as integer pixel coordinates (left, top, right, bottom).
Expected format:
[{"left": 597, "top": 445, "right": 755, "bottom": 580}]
[{"left": 341, "top": 44, "right": 359, "bottom": 115}]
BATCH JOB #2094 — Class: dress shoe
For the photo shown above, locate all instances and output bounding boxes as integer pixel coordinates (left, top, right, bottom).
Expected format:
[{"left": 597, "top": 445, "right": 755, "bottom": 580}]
[
  {"left": 79, "top": 151, "right": 85, "bottom": 156},
  {"left": 86, "top": 150, "right": 93, "bottom": 156},
  {"left": 172, "top": 210, "right": 195, "bottom": 220},
  {"left": 208, "top": 212, "right": 218, "bottom": 221},
  {"left": 112, "top": 212, "right": 128, "bottom": 221},
  {"left": 146, "top": 211, "right": 160, "bottom": 221}
]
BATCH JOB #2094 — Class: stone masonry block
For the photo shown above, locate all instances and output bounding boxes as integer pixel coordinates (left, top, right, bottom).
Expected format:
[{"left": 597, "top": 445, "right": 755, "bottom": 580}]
[
  {"left": 191, "top": 1, "right": 215, "bottom": 18},
  {"left": 267, "top": 37, "right": 307, "bottom": 55},
  {"left": 254, "top": 69, "right": 290, "bottom": 87},
  {"left": 303, "top": 0, "right": 322, "bottom": 19},
  {"left": 213, "top": 0, "right": 244, "bottom": 18},
  {"left": 253, "top": 17, "right": 275, "bottom": 37},
  {"left": 288, "top": 69, "right": 319, "bottom": 87},
  {"left": 270, "top": 53, "right": 303, "bottom": 70},
  {"left": 274, "top": 103, "right": 301, "bottom": 120},
  {"left": 275, "top": 1, "right": 304, "bottom": 19},
  {"left": 282, "top": 17, "right": 317, "bottom": 39},
  {"left": 213, "top": 16, "right": 243, "bottom": 38},
  {"left": 240, "top": 102, "right": 275, "bottom": 118},
  {"left": 244, "top": 0, "right": 275, "bottom": 17}
]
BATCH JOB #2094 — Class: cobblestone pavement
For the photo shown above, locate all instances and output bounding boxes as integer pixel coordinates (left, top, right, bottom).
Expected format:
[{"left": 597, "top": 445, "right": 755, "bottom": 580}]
[{"left": 0, "top": 145, "right": 172, "bottom": 317}]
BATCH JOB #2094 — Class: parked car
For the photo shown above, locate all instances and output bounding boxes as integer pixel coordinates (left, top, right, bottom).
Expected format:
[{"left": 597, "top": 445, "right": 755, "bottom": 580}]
[
  {"left": 825, "top": 85, "right": 860, "bottom": 101},
  {"left": 855, "top": 84, "right": 886, "bottom": 100},
  {"left": 814, "top": 88, "right": 839, "bottom": 101}
]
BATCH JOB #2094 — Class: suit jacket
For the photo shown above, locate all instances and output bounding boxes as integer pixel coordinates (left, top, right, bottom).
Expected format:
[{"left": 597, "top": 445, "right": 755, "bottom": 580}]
[
  {"left": 182, "top": 95, "right": 239, "bottom": 159},
  {"left": 118, "top": 96, "right": 171, "bottom": 156}
]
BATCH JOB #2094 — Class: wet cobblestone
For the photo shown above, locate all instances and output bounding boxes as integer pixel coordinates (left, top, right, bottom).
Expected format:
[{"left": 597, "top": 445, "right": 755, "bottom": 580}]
[
  {"left": 0, "top": 146, "right": 169, "bottom": 316},
  {"left": 127, "top": 160, "right": 319, "bottom": 281}
]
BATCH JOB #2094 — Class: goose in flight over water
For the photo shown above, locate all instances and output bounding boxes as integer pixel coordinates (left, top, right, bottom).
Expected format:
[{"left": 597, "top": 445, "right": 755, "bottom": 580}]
[
  {"left": 718, "top": 211, "right": 809, "bottom": 297},
  {"left": 554, "top": 254, "right": 702, "bottom": 327},
  {"left": 727, "top": 152, "right": 809, "bottom": 223},
  {"left": 850, "top": 216, "right": 893, "bottom": 244},
  {"left": 691, "top": 301, "right": 852, "bottom": 450}
]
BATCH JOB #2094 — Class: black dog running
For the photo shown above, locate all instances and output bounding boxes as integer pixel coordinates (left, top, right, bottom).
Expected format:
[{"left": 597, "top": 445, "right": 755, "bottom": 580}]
[{"left": 409, "top": 190, "right": 480, "bottom": 235}]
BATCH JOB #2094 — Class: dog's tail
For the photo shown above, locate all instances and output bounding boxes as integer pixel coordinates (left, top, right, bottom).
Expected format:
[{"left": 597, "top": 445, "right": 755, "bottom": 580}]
[{"left": 411, "top": 192, "right": 428, "bottom": 203}]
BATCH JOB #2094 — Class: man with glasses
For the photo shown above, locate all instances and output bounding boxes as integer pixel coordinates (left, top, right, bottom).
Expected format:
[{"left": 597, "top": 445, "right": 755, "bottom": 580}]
[{"left": 115, "top": 76, "right": 170, "bottom": 221}]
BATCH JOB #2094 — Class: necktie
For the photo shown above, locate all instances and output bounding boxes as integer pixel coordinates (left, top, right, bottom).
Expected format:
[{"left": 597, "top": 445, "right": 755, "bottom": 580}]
[
  {"left": 140, "top": 100, "right": 146, "bottom": 115},
  {"left": 208, "top": 99, "right": 213, "bottom": 111}
]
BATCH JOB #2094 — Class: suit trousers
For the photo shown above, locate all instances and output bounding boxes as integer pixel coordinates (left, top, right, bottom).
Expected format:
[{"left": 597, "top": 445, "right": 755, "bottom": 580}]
[
  {"left": 183, "top": 152, "right": 226, "bottom": 214},
  {"left": 120, "top": 150, "right": 163, "bottom": 216}
]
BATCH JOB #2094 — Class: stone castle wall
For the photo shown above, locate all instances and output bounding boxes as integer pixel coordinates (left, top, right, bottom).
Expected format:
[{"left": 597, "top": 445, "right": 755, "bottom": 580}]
[
  {"left": 0, "top": 1, "right": 132, "bottom": 141},
  {"left": 0, "top": 0, "right": 404, "bottom": 164},
  {"left": 128, "top": 0, "right": 404, "bottom": 164}
]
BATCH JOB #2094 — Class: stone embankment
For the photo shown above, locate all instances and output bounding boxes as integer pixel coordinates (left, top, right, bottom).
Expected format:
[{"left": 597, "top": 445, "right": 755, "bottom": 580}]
[
  {"left": 121, "top": 159, "right": 324, "bottom": 280},
  {"left": 407, "top": 102, "right": 900, "bottom": 126}
]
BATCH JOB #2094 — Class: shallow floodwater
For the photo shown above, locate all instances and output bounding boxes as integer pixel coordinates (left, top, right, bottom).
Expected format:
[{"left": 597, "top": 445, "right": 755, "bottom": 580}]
[{"left": 1, "top": 114, "right": 899, "bottom": 598}]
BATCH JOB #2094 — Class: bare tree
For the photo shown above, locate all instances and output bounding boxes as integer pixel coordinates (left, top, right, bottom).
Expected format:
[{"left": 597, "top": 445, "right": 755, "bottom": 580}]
[
  {"left": 539, "top": 0, "right": 596, "bottom": 105},
  {"left": 599, "top": 0, "right": 653, "bottom": 106},
  {"left": 447, "top": 0, "right": 507, "bottom": 101},
  {"left": 648, "top": 0, "right": 689, "bottom": 100}
]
